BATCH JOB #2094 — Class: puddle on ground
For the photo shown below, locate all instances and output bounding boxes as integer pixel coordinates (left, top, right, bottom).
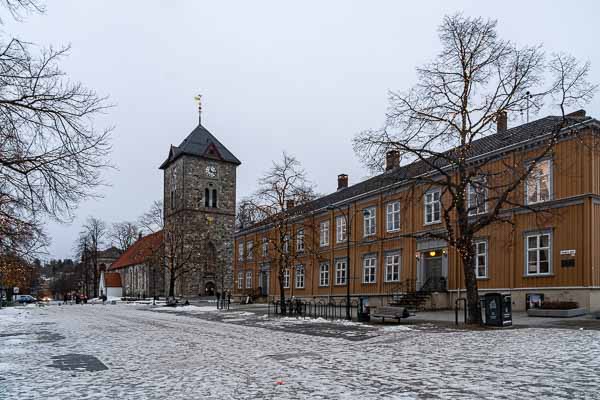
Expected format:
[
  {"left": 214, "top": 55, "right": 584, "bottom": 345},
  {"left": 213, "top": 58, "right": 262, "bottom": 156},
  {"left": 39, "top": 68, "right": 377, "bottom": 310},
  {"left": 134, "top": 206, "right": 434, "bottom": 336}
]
[{"left": 48, "top": 354, "right": 108, "bottom": 372}]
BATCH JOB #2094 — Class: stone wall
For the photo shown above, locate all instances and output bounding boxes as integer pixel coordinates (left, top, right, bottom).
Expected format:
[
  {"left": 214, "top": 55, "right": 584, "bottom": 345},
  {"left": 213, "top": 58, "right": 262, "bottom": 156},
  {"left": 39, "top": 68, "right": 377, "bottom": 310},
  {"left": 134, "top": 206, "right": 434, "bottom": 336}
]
[{"left": 163, "top": 154, "right": 236, "bottom": 297}]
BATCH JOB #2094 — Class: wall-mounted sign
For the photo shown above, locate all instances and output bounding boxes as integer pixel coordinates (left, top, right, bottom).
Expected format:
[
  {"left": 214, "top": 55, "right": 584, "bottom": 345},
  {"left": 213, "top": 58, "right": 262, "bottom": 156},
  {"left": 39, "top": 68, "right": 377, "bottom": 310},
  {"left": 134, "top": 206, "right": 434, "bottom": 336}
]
[
  {"left": 561, "top": 259, "right": 576, "bottom": 268},
  {"left": 560, "top": 249, "right": 576, "bottom": 256}
]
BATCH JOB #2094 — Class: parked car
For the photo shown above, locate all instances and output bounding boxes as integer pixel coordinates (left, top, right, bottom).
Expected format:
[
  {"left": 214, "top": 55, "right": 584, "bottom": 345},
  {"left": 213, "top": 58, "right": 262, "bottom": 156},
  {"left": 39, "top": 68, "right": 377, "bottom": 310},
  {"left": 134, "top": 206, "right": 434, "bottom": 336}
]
[{"left": 15, "top": 295, "right": 37, "bottom": 304}]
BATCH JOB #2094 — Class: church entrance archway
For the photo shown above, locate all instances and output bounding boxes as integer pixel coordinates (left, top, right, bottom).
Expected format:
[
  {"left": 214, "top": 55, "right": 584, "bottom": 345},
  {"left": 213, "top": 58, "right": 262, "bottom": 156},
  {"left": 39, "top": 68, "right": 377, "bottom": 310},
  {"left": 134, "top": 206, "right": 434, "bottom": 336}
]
[{"left": 204, "top": 281, "right": 215, "bottom": 296}]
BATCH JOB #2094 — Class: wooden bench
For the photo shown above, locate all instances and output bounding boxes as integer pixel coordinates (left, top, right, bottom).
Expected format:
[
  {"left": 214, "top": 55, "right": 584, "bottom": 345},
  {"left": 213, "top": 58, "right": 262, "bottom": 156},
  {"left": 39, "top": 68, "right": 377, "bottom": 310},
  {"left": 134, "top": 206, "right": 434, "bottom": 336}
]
[{"left": 371, "top": 306, "right": 410, "bottom": 323}]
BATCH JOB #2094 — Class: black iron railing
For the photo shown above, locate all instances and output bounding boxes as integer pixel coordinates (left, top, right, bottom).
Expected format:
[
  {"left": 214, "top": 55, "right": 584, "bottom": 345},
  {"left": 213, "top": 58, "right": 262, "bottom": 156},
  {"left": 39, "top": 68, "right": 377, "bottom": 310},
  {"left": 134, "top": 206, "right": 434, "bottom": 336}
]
[{"left": 268, "top": 297, "right": 361, "bottom": 321}]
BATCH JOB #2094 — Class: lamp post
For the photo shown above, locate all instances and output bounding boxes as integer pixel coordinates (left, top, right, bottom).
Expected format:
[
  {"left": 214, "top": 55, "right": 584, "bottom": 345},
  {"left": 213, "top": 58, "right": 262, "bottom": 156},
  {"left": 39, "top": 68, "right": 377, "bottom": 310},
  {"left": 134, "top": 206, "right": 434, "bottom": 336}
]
[{"left": 327, "top": 203, "right": 354, "bottom": 321}]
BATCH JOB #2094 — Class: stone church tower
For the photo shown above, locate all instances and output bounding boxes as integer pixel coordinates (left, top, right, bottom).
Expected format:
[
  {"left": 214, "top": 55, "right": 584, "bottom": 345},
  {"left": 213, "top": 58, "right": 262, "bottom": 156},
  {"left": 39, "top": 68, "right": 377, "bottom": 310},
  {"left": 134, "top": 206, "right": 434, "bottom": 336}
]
[{"left": 159, "top": 115, "right": 240, "bottom": 297}]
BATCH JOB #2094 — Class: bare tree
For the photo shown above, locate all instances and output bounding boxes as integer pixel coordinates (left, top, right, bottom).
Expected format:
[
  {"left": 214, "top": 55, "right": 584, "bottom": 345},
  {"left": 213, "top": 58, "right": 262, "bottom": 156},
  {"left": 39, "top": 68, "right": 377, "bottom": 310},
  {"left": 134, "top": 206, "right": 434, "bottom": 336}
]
[
  {"left": 79, "top": 217, "right": 107, "bottom": 297},
  {"left": 353, "top": 15, "right": 596, "bottom": 324},
  {"left": 138, "top": 200, "right": 164, "bottom": 234},
  {"left": 110, "top": 221, "right": 139, "bottom": 252},
  {"left": 163, "top": 214, "right": 197, "bottom": 298},
  {"left": 240, "top": 153, "right": 316, "bottom": 314},
  {"left": 0, "top": 0, "right": 112, "bottom": 259}
]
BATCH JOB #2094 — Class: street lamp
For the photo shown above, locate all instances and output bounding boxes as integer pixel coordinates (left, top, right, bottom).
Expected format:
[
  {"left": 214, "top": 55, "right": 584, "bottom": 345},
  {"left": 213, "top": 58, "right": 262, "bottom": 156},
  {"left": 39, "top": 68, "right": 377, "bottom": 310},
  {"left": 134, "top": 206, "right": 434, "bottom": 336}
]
[{"left": 327, "top": 203, "right": 370, "bottom": 321}]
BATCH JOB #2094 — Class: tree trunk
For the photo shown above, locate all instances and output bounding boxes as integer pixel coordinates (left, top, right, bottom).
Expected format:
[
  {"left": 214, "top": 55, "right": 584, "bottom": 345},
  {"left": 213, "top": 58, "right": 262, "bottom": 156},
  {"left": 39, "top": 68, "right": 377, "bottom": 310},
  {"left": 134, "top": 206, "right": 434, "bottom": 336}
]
[
  {"left": 168, "top": 270, "right": 176, "bottom": 298},
  {"left": 462, "top": 252, "right": 482, "bottom": 324},
  {"left": 278, "top": 267, "right": 286, "bottom": 315}
]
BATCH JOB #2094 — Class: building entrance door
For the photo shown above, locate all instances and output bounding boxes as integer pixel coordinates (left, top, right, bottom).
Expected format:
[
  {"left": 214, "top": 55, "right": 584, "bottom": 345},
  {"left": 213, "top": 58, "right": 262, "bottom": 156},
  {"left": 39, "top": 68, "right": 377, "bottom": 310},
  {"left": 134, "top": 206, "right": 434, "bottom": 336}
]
[
  {"left": 259, "top": 271, "right": 269, "bottom": 296},
  {"left": 422, "top": 250, "right": 447, "bottom": 291},
  {"left": 204, "top": 281, "right": 215, "bottom": 296}
]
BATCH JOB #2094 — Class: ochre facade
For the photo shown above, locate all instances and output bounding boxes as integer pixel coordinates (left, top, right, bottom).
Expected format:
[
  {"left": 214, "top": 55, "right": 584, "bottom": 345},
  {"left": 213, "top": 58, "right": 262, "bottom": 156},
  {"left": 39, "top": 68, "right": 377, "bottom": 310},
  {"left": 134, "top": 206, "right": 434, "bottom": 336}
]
[{"left": 235, "top": 119, "right": 600, "bottom": 311}]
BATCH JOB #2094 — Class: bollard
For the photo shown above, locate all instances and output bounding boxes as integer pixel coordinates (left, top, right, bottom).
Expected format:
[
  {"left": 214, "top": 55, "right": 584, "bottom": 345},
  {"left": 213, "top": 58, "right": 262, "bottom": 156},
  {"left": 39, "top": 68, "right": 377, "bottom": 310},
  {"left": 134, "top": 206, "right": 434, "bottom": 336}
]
[{"left": 455, "top": 298, "right": 467, "bottom": 325}]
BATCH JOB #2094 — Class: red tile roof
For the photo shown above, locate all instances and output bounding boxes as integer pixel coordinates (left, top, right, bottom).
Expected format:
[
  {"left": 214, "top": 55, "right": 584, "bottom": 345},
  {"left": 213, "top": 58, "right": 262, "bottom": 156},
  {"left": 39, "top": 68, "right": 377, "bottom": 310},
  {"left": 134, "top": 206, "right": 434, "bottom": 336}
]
[
  {"left": 104, "top": 272, "right": 122, "bottom": 288},
  {"left": 109, "top": 231, "right": 163, "bottom": 270}
]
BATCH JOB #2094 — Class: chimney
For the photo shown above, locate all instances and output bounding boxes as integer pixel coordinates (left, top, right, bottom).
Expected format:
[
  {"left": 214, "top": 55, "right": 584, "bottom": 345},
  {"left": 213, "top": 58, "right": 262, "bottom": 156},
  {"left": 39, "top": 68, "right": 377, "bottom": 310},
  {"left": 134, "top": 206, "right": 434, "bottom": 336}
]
[
  {"left": 337, "top": 174, "right": 348, "bottom": 190},
  {"left": 385, "top": 150, "right": 400, "bottom": 171},
  {"left": 286, "top": 199, "right": 295, "bottom": 210},
  {"left": 496, "top": 111, "right": 508, "bottom": 133},
  {"left": 566, "top": 109, "right": 586, "bottom": 118},
  {"left": 138, "top": 231, "right": 143, "bottom": 241}
]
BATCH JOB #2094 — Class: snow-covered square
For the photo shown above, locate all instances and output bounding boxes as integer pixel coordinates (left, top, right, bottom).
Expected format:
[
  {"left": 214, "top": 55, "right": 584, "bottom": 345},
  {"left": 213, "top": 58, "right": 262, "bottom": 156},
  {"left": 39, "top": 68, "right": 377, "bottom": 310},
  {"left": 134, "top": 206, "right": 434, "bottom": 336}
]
[{"left": 1, "top": 303, "right": 599, "bottom": 399}]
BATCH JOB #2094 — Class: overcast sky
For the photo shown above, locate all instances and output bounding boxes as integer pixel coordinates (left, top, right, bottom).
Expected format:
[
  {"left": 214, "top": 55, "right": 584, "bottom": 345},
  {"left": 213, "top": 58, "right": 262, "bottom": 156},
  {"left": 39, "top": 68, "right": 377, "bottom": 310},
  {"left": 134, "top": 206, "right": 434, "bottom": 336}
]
[{"left": 8, "top": 0, "right": 600, "bottom": 261}]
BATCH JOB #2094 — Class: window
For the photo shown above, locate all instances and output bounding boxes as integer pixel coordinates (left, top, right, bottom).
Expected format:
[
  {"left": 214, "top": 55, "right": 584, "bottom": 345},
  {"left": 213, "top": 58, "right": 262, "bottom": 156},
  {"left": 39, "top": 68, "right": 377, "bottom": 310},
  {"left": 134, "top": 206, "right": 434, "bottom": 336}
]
[
  {"left": 319, "top": 221, "right": 330, "bottom": 247},
  {"left": 262, "top": 237, "right": 268, "bottom": 257},
  {"left": 296, "top": 229, "right": 304, "bottom": 253},
  {"left": 204, "top": 188, "right": 218, "bottom": 208},
  {"left": 283, "top": 234, "right": 289, "bottom": 253},
  {"left": 386, "top": 201, "right": 400, "bottom": 232},
  {"left": 424, "top": 189, "right": 441, "bottom": 224},
  {"left": 385, "top": 252, "right": 400, "bottom": 282},
  {"left": 283, "top": 269, "right": 290, "bottom": 288},
  {"left": 335, "top": 259, "right": 347, "bottom": 285},
  {"left": 473, "top": 240, "right": 488, "bottom": 278},
  {"left": 336, "top": 216, "right": 347, "bottom": 243},
  {"left": 170, "top": 167, "right": 177, "bottom": 210},
  {"left": 319, "top": 262, "right": 329, "bottom": 287},
  {"left": 363, "top": 207, "right": 376, "bottom": 237},
  {"left": 246, "top": 241, "right": 254, "bottom": 261},
  {"left": 237, "top": 272, "right": 243, "bottom": 289},
  {"left": 245, "top": 271, "right": 252, "bottom": 288},
  {"left": 526, "top": 159, "right": 552, "bottom": 204},
  {"left": 237, "top": 242, "right": 244, "bottom": 262},
  {"left": 295, "top": 265, "right": 305, "bottom": 289},
  {"left": 526, "top": 232, "right": 552, "bottom": 275},
  {"left": 468, "top": 179, "right": 488, "bottom": 216},
  {"left": 363, "top": 255, "right": 376, "bottom": 284}
]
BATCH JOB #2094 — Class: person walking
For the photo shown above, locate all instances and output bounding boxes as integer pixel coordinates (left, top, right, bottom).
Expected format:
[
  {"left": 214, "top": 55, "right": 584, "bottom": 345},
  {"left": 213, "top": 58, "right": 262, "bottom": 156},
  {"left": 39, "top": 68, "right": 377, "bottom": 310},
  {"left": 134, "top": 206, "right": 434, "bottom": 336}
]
[{"left": 216, "top": 291, "right": 221, "bottom": 309}]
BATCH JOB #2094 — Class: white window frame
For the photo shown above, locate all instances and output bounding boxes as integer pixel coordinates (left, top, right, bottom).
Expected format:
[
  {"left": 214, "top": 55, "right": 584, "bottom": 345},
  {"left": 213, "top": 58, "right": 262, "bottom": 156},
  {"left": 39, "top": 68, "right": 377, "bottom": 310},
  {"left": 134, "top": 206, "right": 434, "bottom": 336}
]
[
  {"left": 336, "top": 216, "right": 347, "bottom": 243},
  {"left": 525, "top": 159, "right": 553, "bottom": 205},
  {"left": 363, "top": 207, "right": 376, "bottom": 237},
  {"left": 319, "top": 221, "right": 330, "bottom": 247},
  {"left": 319, "top": 262, "right": 329, "bottom": 287},
  {"left": 295, "top": 265, "right": 305, "bottom": 289},
  {"left": 525, "top": 231, "right": 552, "bottom": 276},
  {"left": 245, "top": 271, "right": 252, "bottom": 288},
  {"left": 385, "top": 252, "right": 401, "bottom": 282},
  {"left": 237, "top": 272, "right": 243, "bottom": 289},
  {"left": 246, "top": 241, "right": 254, "bottom": 261},
  {"left": 237, "top": 242, "right": 244, "bottom": 262},
  {"left": 386, "top": 201, "right": 401, "bottom": 232},
  {"left": 283, "top": 234, "right": 289, "bottom": 254},
  {"left": 262, "top": 237, "right": 268, "bottom": 257},
  {"left": 283, "top": 269, "right": 290, "bottom": 288},
  {"left": 468, "top": 179, "right": 488, "bottom": 216},
  {"left": 363, "top": 255, "right": 377, "bottom": 284},
  {"left": 335, "top": 258, "right": 347, "bottom": 285},
  {"left": 424, "top": 189, "right": 441, "bottom": 225},
  {"left": 296, "top": 229, "right": 305, "bottom": 253},
  {"left": 473, "top": 240, "right": 488, "bottom": 279}
]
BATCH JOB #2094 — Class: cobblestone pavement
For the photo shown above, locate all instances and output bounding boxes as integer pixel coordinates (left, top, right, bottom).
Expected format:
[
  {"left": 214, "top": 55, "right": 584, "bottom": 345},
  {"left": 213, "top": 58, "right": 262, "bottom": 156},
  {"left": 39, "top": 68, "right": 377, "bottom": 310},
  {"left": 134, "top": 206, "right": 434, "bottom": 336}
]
[{"left": 1, "top": 304, "right": 600, "bottom": 399}]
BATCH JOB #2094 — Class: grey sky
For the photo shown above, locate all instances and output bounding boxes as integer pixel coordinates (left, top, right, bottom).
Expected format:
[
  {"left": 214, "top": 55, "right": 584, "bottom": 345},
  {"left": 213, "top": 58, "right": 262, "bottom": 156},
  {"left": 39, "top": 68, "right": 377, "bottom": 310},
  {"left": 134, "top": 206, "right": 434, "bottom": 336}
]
[{"left": 8, "top": 0, "right": 600, "bottom": 260}]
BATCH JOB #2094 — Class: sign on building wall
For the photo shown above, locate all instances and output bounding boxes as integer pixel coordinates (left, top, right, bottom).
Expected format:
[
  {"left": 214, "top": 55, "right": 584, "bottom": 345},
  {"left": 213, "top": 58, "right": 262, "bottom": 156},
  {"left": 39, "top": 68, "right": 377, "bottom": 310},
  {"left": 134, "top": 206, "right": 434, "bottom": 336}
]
[{"left": 559, "top": 249, "right": 576, "bottom": 256}]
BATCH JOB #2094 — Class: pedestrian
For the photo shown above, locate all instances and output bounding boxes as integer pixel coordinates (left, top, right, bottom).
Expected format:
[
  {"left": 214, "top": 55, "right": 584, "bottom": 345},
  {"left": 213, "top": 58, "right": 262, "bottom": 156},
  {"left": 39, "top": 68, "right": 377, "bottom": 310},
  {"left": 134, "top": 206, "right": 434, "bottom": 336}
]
[
  {"left": 227, "top": 291, "right": 231, "bottom": 310},
  {"left": 216, "top": 291, "right": 221, "bottom": 309}
]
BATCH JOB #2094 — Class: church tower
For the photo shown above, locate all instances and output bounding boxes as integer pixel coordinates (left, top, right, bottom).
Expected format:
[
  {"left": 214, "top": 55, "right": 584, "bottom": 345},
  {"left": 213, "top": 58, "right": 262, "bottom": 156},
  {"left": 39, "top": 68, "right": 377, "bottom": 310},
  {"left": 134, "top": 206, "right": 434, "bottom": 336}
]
[{"left": 159, "top": 107, "right": 240, "bottom": 297}]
